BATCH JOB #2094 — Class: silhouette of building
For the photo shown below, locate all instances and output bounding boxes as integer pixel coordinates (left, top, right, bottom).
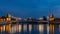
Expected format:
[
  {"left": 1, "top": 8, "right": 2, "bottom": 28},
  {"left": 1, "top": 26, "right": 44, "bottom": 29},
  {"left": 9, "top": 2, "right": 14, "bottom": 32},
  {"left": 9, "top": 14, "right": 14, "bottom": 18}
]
[{"left": 43, "top": 16, "right": 47, "bottom": 21}]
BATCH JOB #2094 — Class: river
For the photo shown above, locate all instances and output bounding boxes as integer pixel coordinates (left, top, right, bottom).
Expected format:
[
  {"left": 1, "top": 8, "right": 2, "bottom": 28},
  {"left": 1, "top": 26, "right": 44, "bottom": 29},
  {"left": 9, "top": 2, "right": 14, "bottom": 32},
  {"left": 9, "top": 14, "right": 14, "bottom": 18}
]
[{"left": 0, "top": 22, "right": 60, "bottom": 34}]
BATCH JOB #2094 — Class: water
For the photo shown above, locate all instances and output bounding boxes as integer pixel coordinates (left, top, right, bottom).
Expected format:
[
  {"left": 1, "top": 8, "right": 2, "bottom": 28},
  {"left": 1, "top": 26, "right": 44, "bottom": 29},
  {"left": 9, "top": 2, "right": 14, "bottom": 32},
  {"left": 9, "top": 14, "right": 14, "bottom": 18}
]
[{"left": 0, "top": 23, "right": 60, "bottom": 34}]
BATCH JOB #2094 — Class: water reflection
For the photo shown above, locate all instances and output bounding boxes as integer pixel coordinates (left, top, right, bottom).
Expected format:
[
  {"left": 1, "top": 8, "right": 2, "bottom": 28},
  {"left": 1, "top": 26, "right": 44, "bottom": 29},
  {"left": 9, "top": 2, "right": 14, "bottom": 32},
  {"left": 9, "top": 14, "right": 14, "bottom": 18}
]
[
  {"left": 49, "top": 24, "right": 54, "bottom": 34},
  {"left": 39, "top": 24, "right": 44, "bottom": 34},
  {"left": 10, "top": 25, "right": 17, "bottom": 33},
  {"left": 59, "top": 25, "right": 60, "bottom": 34},
  {"left": 23, "top": 24, "right": 27, "bottom": 32},
  {"left": 0, "top": 26, "right": 2, "bottom": 32},
  {"left": 0, "top": 23, "right": 60, "bottom": 34},
  {"left": 59, "top": 25, "right": 60, "bottom": 31},
  {"left": 29, "top": 24, "right": 32, "bottom": 32},
  {"left": 18, "top": 24, "right": 22, "bottom": 32},
  {"left": 47, "top": 24, "right": 49, "bottom": 34},
  {"left": 3, "top": 25, "right": 5, "bottom": 32}
]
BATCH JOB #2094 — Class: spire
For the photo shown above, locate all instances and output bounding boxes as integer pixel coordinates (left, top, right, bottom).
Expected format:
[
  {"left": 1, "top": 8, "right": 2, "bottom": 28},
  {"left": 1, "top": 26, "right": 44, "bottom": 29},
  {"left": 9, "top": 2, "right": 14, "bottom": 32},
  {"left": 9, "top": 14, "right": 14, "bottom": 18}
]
[
  {"left": 7, "top": 13, "right": 11, "bottom": 18},
  {"left": 49, "top": 13, "right": 54, "bottom": 22},
  {"left": 50, "top": 13, "right": 54, "bottom": 18}
]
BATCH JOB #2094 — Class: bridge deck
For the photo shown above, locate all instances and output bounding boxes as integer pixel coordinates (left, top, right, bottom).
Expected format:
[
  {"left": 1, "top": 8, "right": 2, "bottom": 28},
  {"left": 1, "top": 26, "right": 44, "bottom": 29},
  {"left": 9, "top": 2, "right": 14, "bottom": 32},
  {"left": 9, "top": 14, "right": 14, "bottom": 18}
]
[{"left": 0, "top": 21, "right": 60, "bottom": 25}]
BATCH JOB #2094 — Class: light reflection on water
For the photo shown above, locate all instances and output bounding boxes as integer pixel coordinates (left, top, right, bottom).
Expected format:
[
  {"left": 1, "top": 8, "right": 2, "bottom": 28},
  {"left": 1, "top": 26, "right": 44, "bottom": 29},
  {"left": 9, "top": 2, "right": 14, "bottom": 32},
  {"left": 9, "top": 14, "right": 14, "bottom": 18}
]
[
  {"left": 29, "top": 24, "right": 32, "bottom": 32},
  {"left": 39, "top": 24, "right": 44, "bottom": 34},
  {"left": 59, "top": 25, "right": 60, "bottom": 31},
  {"left": 0, "top": 23, "right": 60, "bottom": 34},
  {"left": 18, "top": 24, "right": 22, "bottom": 32},
  {"left": 23, "top": 24, "right": 27, "bottom": 32},
  {"left": 47, "top": 24, "right": 49, "bottom": 34}
]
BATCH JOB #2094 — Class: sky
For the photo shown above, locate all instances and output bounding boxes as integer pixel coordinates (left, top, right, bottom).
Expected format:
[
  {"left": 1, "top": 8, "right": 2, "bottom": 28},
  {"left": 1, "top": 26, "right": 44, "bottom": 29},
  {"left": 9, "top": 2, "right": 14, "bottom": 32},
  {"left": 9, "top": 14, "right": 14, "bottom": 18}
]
[{"left": 0, "top": 0, "right": 60, "bottom": 18}]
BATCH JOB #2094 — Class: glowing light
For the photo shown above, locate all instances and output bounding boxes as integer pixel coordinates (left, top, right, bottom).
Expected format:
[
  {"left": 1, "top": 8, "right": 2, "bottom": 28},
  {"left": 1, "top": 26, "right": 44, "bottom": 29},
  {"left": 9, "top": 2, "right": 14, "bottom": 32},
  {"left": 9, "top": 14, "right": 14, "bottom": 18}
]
[
  {"left": 39, "top": 24, "right": 44, "bottom": 33},
  {"left": 59, "top": 25, "right": 60, "bottom": 31},
  {"left": 6, "top": 18, "right": 11, "bottom": 22},
  {"left": 2, "top": 25, "right": 5, "bottom": 31},
  {"left": 1, "top": 26, "right": 2, "bottom": 32},
  {"left": 18, "top": 24, "right": 22, "bottom": 32},
  {"left": 29, "top": 24, "right": 32, "bottom": 32},
  {"left": 49, "top": 24, "right": 54, "bottom": 34},
  {"left": 47, "top": 24, "right": 49, "bottom": 34},
  {"left": 11, "top": 25, "right": 17, "bottom": 33},
  {"left": 23, "top": 24, "right": 27, "bottom": 32},
  {"left": 5, "top": 24, "right": 11, "bottom": 32}
]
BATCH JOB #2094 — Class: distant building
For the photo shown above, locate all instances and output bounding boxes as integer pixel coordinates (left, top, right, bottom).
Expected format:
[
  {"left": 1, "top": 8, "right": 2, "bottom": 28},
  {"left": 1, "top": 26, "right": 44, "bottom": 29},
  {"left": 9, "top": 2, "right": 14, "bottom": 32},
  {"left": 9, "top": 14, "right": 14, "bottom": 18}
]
[
  {"left": 38, "top": 18, "right": 43, "bottom": 21},
  {"left": 0, "top": 13, "right": 11, "bottom": 22},
  {"left": 27, "top": 17, "right": 32, "bottom": 22},
  {"left": 6, "top": 13, "right": 11, "bottom": 22},
  {"left": 0, "top": 16, "right": 6, "bottom": 22},
  {"left": 49, "top": 14, "right": 54, "bottom": 22}
]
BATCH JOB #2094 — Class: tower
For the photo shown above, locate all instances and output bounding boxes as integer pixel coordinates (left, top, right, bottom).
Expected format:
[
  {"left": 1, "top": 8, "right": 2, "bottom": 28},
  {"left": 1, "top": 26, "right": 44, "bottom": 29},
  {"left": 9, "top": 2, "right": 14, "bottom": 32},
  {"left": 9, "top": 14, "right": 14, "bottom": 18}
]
[
  {"left": 6, "top": 13, "right": 11, "bottom": 22},
  {"left": 7, "top": 13, "right": 11, "bottom": 18},
  {"left": 49, "top": 14, "right": 54, "bottom": 22}
]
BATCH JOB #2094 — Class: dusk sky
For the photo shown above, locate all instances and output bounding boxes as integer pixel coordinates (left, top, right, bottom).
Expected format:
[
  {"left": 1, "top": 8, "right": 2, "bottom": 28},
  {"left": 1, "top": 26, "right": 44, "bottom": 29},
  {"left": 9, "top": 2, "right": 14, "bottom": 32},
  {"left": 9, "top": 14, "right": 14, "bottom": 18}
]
[{"left": 0, "top": 0, "right": 60, "bottom": 18}]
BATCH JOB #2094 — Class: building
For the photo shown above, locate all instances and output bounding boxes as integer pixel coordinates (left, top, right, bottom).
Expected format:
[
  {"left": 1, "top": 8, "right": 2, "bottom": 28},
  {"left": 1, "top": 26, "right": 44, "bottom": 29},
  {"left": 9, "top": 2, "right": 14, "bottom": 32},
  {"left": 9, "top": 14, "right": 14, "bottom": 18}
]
[
  {"left": 6, "top": 13, "right": 11, "bottom": 22},
  {"left": 0, "top": 16, "right": 6, "bottom": 22},
  {"left": 49, "top": 14, "right": 54, "bottom": 22},
  {"left": 0, "top": 13, "right": 11, "bottom": 22}
]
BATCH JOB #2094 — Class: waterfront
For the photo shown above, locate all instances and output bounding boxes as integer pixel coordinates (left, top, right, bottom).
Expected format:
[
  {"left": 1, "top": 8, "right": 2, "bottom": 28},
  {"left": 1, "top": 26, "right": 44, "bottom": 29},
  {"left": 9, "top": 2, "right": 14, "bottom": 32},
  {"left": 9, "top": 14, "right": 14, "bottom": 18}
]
[{"left": 0, "top": 22, "right": 60, "bottom": 34}]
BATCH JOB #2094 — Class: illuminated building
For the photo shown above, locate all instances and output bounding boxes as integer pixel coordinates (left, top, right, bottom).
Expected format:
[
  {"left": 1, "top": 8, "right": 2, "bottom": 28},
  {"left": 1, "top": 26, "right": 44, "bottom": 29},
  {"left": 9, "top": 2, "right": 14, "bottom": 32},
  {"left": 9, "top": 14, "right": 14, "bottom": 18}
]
[
  {"left": 6, "top": 13, "right": 11, "bottom": 22},
  {"left": 0, "top": 16, "right": 6, "bottom": 22},
  {"left": 0, "top": 13, "right": 11, "bottom": 22},
  {"left": 49, "top": 14, "right": 54, "bottom": 22}
]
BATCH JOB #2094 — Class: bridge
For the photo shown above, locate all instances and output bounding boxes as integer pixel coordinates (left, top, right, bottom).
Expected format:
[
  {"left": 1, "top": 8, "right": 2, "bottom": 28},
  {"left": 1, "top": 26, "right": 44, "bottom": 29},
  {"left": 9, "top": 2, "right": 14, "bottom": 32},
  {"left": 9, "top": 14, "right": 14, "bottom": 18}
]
[
  {"left": 0, "top": 20, "right": 60, "bottom": 26},
  {"left": 0, "top": 15, "right": 60, "bottom": 25}
]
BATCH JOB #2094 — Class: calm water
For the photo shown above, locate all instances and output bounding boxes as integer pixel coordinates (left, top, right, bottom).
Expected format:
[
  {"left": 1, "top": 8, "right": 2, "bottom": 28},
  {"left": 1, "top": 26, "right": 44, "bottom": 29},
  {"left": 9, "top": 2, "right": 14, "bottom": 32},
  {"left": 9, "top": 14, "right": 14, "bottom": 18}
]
[{"left": 0, "top": 23, "right": 60, "bottom": 34}]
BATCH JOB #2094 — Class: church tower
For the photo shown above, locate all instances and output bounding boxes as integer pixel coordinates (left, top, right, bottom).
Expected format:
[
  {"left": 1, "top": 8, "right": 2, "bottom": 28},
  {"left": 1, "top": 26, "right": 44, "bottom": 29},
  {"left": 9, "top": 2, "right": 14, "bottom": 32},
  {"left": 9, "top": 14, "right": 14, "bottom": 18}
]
[
  {"left": 6, "top": 13, "right": 11, "bottom": 22},
  {"left": 49, "top": 14, "right": 54, "bottom": 22}
]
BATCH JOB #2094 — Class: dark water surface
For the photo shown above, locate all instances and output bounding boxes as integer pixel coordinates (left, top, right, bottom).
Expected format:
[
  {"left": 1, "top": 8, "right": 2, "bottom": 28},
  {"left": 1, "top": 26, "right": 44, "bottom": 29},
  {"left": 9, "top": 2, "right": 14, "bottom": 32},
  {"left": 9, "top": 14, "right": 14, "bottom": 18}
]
[{"left": 0, "top": 23, "right": 60, "bottom": 34}]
